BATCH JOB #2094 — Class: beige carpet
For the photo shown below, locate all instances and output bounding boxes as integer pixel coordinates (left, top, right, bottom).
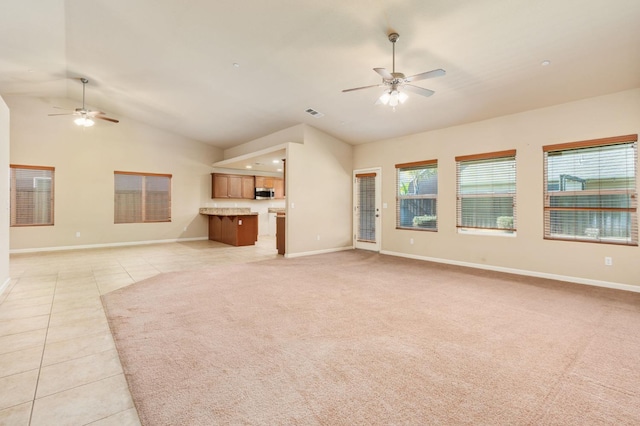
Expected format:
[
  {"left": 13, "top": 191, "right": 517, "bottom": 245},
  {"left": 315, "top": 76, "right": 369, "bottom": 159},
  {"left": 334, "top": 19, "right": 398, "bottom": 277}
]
[{"left": 102, "top": 250, "right": 640, "bottom": 425}]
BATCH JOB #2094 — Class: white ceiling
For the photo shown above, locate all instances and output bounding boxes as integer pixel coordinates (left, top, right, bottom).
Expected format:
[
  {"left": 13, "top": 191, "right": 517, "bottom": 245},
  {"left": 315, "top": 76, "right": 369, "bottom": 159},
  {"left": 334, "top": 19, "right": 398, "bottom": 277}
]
[{"left": 1, "top": 0, "right": 639, "bottom": 150}]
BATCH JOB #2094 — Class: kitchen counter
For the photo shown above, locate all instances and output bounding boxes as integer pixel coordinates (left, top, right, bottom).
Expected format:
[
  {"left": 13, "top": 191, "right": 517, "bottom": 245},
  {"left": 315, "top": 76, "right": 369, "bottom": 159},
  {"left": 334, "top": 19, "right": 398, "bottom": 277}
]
[
  {"left": 267, "top": 207, "right": 285, "bottom": 214},
  {"left": 199, "top": 207, "right": 258, "bottom": 216}
]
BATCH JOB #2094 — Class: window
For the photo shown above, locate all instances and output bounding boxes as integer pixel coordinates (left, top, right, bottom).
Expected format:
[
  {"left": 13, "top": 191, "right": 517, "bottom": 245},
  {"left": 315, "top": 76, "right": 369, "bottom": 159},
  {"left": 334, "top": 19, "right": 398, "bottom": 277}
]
[
  {"left": 10, "top": 165, "right": 55, "bottom": 226},
  {"left": 456, "top": 150, "right": 516, "bottom": 234},
  {"left": 114, "top": 171, "right": 172, "bottom": 223},
  {"left": 396, "top": 160, "right": 438, "bottom": 230},
  {"left": 543, "top": 134, "right": 637, "bottom": 245}
]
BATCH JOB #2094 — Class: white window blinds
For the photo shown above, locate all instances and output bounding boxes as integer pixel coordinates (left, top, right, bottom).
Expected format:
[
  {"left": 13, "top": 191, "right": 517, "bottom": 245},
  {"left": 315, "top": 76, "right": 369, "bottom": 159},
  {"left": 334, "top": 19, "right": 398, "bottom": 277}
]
[
  {"left": 114, "top": 171, "right": 172, "bottom": 224},
  {"left": 10, "top": 165, "right": 55, "bottom": 226},
  {"left": 543, "top": 134, "right": 637, "bottom": 245},
  {"left": 456, "top": 150, "right": 516, "bottom": 233},
  {"left": 396, "top": 160, "right": 438, "bottom": 230}
]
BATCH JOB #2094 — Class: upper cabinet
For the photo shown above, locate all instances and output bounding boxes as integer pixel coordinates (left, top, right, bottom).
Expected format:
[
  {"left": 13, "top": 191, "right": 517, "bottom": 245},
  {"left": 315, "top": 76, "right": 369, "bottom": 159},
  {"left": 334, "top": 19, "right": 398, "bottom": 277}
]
[
  {"left": 212, "top": 173, "right": 284, "bottom": 199},
  {"left": 212, "top": 174, "right": 255, "bottom": 199},
  {"left": 254, "top": 176, "right": 275, "bottom": 189},
  {"left": 273, "top": 178, "right": 284, "bottom": 199}
]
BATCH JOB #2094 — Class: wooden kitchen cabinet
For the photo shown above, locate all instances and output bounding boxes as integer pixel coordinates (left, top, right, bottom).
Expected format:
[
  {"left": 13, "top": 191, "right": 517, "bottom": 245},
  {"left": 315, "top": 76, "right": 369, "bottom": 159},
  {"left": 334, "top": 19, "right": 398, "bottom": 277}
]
[
  {"left": 276, "top": 213, "right": 285, "bottom": 254},
  {"left": 208, "top": 214, "right": 258, "bottom": 246},
  {"left": 255, "top": 176, "right": 275, "bottom": 188},
  {"left": 273, "top": 178, "right": 285, "bottom": 199},
  {"left": 241, "top": 175, "right": 255, "bottom": 198},
  {"left": 212, "top": 173, "right": 255, "bottom": 199}
]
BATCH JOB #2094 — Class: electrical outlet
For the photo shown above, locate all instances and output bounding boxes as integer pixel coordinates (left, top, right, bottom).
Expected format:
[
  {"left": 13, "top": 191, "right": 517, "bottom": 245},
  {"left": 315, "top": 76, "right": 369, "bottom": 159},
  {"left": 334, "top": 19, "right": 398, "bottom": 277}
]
[
  {"left": 410, "top": 238, "right": 414, "bottom": 245},
  {"left": 317, "top": 235, "right": 320, "bottom": 241},
  {"left": 604, "top": 256, "right": 613, "bottom": 266},
  {"left": 75, "top": 231, "right": 81, "bottom": 238}
]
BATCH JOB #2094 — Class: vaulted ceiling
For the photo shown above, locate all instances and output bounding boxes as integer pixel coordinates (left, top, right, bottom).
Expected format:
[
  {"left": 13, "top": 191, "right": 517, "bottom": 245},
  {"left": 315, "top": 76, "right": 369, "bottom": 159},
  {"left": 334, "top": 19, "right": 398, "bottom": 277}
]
[{"left": 1, "top": 0, "right": 639, "bottom": 149}]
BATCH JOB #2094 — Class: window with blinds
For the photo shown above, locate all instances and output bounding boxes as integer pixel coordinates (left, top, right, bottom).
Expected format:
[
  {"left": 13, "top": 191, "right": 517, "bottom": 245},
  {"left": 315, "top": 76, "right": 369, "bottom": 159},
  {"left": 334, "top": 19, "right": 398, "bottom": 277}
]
[
  {"left": 10, "top": 165, "right": 55, "bottom": 226},
  {"left": 114, "top": 171, "right": 172, "bottom": 224},
  {"left": 396, "top": 160, "right": 438, "bottom": 230},
  {"left": 456, "top": 150, "right": 516, "bottom": 234},
  {"left": 543, "top": 134, "right": 637, "bottom": 245}
]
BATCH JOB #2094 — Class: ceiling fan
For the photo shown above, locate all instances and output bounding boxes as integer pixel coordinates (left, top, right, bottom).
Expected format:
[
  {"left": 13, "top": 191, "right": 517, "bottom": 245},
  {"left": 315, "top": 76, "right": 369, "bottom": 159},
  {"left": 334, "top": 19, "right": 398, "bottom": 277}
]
[
  {"left": 342, "top": 32, "right": 445, "bottom": 108},
  {"left": 48, "top": 78, "right": 119, "bottom": 126}
]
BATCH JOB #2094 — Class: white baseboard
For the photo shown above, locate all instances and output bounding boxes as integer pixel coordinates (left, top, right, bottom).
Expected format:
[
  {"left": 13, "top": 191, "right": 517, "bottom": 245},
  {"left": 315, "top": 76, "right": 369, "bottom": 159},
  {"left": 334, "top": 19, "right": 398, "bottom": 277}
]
[
  {"left": 9, "top": 237, "right": 210, "bottom": 254},
  {"left": 381, "top": 250, "right": 640, "bottom": 294},
  {"left": 285, "top": 246, "right": 353, "bottom": 259}
]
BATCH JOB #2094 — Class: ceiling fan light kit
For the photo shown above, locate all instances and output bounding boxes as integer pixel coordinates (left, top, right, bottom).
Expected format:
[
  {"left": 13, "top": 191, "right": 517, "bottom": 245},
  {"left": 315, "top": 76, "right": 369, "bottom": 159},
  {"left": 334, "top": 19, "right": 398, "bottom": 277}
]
[
  {"left": 378, "top": 89, "right": 408, "bottom": 107},
  {"left": 74, "top": 116, "right": 95, "bottom": 127},
  {"left": 342, "top": 32, "right": 445, "bottom": 110}
]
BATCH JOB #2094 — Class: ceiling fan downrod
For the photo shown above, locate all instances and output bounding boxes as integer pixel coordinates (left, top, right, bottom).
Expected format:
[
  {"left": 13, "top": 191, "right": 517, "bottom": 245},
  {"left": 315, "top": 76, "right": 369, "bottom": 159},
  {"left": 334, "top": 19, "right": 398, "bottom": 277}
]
[
  {"left": 80, "top": 78, "right": 89, "bottom": 110},
  {"left": 389, "top": 32, "right": 399, "bottom": 74}
]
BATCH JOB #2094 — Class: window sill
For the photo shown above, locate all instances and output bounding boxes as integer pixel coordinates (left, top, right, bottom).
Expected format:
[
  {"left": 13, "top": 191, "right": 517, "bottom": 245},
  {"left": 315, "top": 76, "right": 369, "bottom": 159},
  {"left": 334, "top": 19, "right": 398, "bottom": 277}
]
[{"left": 457, "top": 229, "right": 517, "bottom": 237}]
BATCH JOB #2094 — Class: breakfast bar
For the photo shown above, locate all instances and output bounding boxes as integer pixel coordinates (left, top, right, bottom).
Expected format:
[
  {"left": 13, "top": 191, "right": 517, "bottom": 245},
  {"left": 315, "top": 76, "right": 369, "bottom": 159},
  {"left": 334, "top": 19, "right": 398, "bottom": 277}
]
[{"left": 199, "top": 207, "right": 258, "bottom": 246}]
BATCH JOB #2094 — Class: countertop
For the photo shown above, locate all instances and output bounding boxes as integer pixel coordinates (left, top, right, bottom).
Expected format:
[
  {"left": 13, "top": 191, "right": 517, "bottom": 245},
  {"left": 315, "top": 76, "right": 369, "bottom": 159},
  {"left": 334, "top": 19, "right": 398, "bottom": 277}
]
[
  {"left": 199, "top": 207, "right": 258, "bottom": 216},
  {"left": 268, "top": 208, "right": 286, "bottom": 214}
]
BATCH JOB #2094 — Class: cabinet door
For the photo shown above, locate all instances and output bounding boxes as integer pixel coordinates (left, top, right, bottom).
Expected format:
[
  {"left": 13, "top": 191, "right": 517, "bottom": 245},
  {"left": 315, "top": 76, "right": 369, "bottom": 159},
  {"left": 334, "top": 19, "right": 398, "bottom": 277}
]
[
  {"left": 274, "top": 178, "right": 285, "bottom": 199},
  {"left": 241, "top": 176, "right": 255, "bottom": 199},
  {"left": 255, "top": 176, "right": 275, "bottom": 188},
  {"left": 212, "top": 174, "right": 229, "bottom": 198},
  {"left": 264, "top": 177, "right": 275, "bottom": 188},
  {"left": 227, "top": 175, "right": 243, "bottom": 198}
]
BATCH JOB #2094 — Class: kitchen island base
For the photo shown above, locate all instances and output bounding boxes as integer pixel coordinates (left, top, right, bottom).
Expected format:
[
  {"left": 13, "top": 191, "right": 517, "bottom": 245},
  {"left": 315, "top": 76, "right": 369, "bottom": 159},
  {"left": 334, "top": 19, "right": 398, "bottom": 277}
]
[{"left": 200, "top": 208, "right": 258, "bottom": 247}]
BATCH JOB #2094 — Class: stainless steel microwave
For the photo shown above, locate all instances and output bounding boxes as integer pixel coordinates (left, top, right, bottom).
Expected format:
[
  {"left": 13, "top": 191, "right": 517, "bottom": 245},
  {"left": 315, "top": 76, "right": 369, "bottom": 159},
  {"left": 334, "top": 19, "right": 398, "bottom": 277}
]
[{"left": 255, "top": 188, "right": 275, "bottom": 200}]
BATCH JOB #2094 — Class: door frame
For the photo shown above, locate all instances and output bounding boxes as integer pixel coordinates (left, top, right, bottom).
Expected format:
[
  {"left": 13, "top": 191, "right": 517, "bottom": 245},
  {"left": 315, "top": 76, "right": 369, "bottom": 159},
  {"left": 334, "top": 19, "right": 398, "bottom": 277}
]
[{"left": 353, "top": 167, "right": 382, "bottom": 251}]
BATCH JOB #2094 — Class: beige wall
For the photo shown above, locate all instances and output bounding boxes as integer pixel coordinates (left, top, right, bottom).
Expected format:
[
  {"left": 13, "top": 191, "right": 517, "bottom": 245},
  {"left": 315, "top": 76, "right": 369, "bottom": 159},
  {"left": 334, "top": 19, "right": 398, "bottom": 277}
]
[
  {"left": 286, "top": 125, "right": 353, "bottom": 256},
  {"left": 354, "top": 89, "right": 640, "bottom": 288},
  {"left": 223, "top": 124, "right": 304, "bottom": 159},
  {"left": 0, "top": 96, "right": 9, "bottom": 291},
  {"left": 8, "top": 96, "right": 221, "bottom": 251}
]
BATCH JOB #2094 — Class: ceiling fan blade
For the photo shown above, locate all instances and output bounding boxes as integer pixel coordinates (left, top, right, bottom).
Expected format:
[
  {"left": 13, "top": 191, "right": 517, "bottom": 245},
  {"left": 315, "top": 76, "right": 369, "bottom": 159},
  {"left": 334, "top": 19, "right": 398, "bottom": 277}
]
[
  {"left": 373, "top": 68, "right": 393, "bottom": 80},
  {"left": 48, "top": 113, "right": 75, "bottom": 116},
  {"left": 403, "top": 84, "right": 435, "bottom": 97},
  {"left": 342, "top": 84, "right": 383, "bottom": 93},
  {"left": 94, "top": 115, "right": 119, "bottom": 123},
  {"left": 404, "top": 68, "right": 446, "bottom": 83},
  {"left": 86, "top": 110, "right": 106, "bottom": 116}
]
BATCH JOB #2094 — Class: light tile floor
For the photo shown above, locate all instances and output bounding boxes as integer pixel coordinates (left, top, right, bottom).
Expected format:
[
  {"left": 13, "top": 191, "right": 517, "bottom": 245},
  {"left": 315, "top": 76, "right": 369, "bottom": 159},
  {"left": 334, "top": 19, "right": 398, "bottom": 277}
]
[{"left": 0, "top": 237, "right": 279, "bottom": 425}]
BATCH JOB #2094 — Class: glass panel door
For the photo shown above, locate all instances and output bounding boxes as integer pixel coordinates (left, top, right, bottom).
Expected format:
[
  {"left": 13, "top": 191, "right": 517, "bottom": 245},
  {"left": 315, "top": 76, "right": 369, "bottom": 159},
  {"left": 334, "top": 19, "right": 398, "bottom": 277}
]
[{"left": 354, "top": 168, "right": 381, "bottom": 251}]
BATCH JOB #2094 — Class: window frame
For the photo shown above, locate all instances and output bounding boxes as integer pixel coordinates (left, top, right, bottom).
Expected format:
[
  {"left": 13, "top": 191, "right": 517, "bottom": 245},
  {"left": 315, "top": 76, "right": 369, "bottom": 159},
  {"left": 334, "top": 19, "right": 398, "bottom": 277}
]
[
  {"left": 114, "top": 171, "right": 172, "bottom": 224},
  {"left": 455, "top": 150, "right": 517, "bottom": 235},
  {"left": 10, "top": 164, "right": 55, "bottom": 227},
  {"left": 543, "top": 134, "right": 638, "bottom": 246},
  {"left": 395, "top": 160, "right": 438, "bottom": 231}
]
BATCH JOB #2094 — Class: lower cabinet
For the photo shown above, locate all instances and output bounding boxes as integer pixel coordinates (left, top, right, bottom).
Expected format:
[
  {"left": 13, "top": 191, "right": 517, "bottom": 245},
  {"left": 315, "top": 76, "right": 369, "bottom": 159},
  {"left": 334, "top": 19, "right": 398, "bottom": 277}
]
[
  {"left": 276, "top": 214, "right": 285, "bottom": 255},
  {"left": 208, "top": 215, "right": 258, "bottom": 246}
]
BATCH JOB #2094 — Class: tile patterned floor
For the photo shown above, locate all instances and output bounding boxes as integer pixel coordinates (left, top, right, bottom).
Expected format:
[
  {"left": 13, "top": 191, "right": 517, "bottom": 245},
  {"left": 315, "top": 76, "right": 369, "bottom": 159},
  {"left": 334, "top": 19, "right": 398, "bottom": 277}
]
[{"left": 0, "top": 238, "right": 279, "bottom": 425}]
